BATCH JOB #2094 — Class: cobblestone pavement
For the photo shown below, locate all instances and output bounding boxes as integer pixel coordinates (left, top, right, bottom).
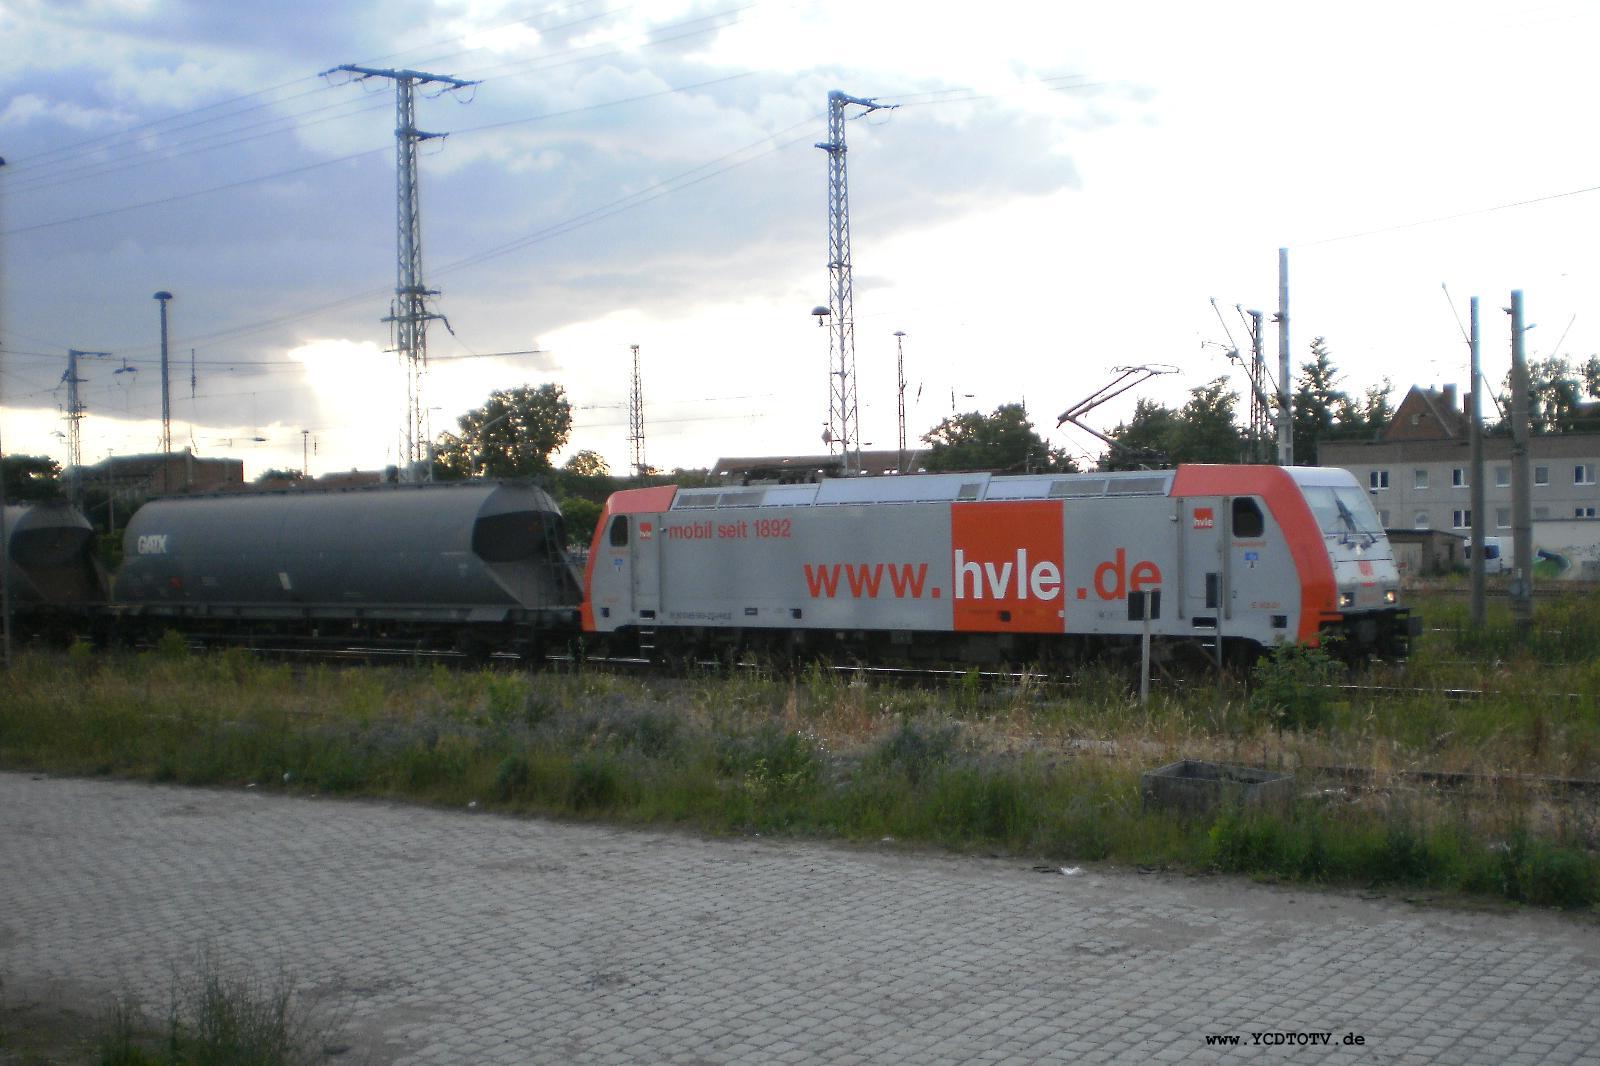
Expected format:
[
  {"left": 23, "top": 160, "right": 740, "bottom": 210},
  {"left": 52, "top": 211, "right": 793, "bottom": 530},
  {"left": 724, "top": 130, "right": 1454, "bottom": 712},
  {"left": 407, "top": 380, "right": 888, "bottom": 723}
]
[{"left": 2, "top": 772, "right": 1598, "bottom": 1064}]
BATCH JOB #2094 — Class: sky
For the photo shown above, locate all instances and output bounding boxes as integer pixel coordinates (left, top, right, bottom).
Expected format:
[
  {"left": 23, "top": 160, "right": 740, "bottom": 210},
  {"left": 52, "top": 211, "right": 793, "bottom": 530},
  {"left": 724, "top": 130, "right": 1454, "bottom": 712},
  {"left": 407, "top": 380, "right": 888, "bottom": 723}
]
[{"left": 3, "top": 0, "right": 1599, "bottom": 482}]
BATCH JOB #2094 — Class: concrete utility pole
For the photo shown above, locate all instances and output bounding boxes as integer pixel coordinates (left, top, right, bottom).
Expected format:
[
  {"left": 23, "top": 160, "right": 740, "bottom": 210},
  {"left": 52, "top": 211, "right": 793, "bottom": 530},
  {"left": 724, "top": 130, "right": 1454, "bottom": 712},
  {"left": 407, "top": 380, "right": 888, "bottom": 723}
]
[
  {"left": 1, "top": 153, "right": 11, "bottom": 669},
  {"left": 154, "top": 291, "right": 173, "bottom": 462},
  {"left": 816, "top": 90, "right": 894, "bottom": 476},
  {"left": 1274, "top": 248, "right": 1293, "bottom": 465},
  {"left": 1468, "top": 297, "right": 1486, "bottom": 628},
  {"left": 1508, "top": 290, "right": 1535, "bottom": 635},
  {"left": 628, "top": 344, "right": 647, "bottom": 482},
  {"left": 322, "top": 64, "right": 478, "bottom": 482}
]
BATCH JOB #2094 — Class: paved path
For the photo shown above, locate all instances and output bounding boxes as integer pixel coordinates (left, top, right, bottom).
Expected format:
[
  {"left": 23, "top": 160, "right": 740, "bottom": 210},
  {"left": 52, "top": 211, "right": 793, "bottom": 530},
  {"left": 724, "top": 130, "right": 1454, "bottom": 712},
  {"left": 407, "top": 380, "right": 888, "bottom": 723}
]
[{"left": 1, "top": 772, "right": 1597, "bottom": 1064}]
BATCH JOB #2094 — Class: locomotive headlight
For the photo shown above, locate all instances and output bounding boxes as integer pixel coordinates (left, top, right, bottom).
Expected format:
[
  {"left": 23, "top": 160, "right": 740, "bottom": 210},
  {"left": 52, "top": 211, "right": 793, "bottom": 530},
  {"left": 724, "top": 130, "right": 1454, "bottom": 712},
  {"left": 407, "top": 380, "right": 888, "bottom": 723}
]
[
  {"left": 1383, "top": 589, "right": 1398, "bottom": 605},
  {"left": 1338, "top": 591, "right": 1354, "bottom": 609}
]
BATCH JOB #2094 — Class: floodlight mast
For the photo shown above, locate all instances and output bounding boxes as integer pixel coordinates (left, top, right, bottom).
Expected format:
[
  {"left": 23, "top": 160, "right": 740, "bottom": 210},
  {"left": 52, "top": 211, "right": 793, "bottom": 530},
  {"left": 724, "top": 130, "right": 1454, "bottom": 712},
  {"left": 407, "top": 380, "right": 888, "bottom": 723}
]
[{"left": 816, "top": 91, "right": 893, "bottom": 476}]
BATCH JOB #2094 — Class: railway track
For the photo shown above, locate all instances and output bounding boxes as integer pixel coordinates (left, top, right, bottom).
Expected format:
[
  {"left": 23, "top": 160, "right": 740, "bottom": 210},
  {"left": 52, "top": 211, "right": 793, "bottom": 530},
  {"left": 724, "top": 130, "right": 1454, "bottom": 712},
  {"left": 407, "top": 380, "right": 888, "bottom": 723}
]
[{"left": 1308, "top": 763, "right": 1600, "bottom": 798}]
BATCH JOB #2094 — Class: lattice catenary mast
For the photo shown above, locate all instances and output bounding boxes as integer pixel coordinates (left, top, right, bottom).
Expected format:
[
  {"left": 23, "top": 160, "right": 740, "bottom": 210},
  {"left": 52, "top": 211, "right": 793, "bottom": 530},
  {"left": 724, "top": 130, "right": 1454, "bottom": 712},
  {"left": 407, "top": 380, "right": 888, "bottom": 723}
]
[
  {"left": 815, "top": 91, "right": 890, "bottom": 476},
  {"left": 628, "top": 344, "right": 648, "bottom": 481},
  {"left": 62, "top": 349, "right": 109, "bottom": 486},
  {"left": 323, "top": 64, "right": 477, "bottom": 481}
]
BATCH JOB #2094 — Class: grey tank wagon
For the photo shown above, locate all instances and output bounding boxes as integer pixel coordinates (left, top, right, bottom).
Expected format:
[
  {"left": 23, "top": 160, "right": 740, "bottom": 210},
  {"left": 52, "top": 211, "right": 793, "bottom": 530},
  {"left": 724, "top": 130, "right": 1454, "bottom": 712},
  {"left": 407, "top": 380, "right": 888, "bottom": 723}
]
[
  {"left": 114, "top": 480, "right": 581, "bottom": 656},
  {"left": 2, "top": 501, "right": 108, "bottom": 641}
]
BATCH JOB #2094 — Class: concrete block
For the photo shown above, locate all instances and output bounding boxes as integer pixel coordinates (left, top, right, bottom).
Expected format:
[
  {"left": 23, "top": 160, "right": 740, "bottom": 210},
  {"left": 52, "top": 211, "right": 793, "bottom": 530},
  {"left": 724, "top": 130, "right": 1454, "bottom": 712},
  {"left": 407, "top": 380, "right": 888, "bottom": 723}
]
[{"left": 1140, "top": 760, "right": 1293, "bottom": 817}]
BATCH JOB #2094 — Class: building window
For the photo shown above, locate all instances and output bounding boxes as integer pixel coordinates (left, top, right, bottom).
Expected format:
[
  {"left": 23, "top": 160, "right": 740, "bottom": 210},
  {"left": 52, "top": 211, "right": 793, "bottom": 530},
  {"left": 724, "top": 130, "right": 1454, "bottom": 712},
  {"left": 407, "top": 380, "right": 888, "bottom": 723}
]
[
  {"left": 1413, "top": 469, "right": 1428, "bottom": 490},
  {"left": 1495, "top": 466, "right": 1510, "bottom": 488},
  {"left": 1496, "top": 508, "right": 1511, "bottom": 529},
  {"left": 1534, "top": 506, "right": 1550, "bottom": 520},
  {"left": 1578, "top": 507, "right": 1598, "bottom": 519},
  {"left": 1370, "top": 470, "right": 1389, "bottom": 491},
  {"left": 1577, "top": 464, "right": 1596, "bottom": 485},
  {"left": 1535, "top": 466, "right": 1550, "bottom": 486},
  {"left": 1452, "top": 510, "right": 1471, "bottom": 529},
  {"left": 1414, "top": 512, "right": 1431, "bottom": 530},
  {"left": 1452, "top": 467, "right": 1467, "bottom": 488}
]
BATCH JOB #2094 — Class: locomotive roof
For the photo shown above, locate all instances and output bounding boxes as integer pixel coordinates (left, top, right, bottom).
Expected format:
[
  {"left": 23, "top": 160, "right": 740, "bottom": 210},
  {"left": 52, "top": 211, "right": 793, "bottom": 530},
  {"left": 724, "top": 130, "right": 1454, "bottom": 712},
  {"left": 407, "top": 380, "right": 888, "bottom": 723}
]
[{"left": 671, "top": 469, "right": 1176, "bottom": 509}]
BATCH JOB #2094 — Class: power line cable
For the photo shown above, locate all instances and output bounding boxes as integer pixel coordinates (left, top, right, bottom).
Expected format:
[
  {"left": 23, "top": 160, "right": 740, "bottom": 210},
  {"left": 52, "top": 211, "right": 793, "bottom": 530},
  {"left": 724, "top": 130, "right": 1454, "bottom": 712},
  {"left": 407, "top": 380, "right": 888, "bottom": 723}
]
[
  {"left": 1299, "top": 182, "right": 1600, "bottom": 247},
  {"left": 430, "top": 113, "right": 814, "bottom": 276},
  {"left": 3, "top": 92, "right": 391, "bottom": 195},
  {"left": 3, "top": 71, "right": 769, "bottom": 237},
  {"left": 2, "top": 146, "right": 392, "bottom": 237},
  {"left": 49, "top": 109, "right": 816, "bottom": 358},
  {"left": 7, "top": 0, "right": 758, "bottom": 190},
  {"left": 7, "top": 0, "right": 611, "bottom": 174},
  {"left": 14, "top": 75, "right": 329, "bottom": 170}
]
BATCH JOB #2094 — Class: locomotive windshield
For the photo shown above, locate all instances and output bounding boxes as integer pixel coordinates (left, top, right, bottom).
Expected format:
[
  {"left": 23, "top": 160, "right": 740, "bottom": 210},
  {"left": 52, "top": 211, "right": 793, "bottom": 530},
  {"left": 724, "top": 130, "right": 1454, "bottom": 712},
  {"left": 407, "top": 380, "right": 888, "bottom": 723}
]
[{"left": 1301, "top": 486, "right": 1384, "bottom": 536}]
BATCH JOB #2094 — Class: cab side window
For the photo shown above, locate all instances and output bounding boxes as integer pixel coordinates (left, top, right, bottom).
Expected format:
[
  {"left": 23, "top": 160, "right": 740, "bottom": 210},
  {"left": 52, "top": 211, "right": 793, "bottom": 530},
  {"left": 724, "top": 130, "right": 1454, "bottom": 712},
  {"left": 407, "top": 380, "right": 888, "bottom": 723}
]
[
  {"left": 1232, "top": 497, "right": 1265, "bottom": 538},
  {"left": 608, "top": 515, "right": 630, "bottom": 548}
]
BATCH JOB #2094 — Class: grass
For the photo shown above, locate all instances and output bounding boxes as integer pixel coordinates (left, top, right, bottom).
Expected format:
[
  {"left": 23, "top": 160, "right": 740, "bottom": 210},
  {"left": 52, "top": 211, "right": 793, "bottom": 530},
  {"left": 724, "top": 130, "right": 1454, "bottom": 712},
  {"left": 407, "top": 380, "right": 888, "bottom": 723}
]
[
  {"left": 96, "top": 944, "right": 342, "bottom": 1066},
  {"left": 2, "top": 589, "right": 1599, "bottom": 911}
]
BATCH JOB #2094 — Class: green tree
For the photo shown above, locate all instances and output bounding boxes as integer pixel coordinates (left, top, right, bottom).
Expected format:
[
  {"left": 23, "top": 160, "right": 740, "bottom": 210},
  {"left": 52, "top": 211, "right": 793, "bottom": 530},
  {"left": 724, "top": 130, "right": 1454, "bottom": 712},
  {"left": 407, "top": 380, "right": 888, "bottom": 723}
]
[
  {"left": 1582, "top": 355, "right": 1600, "bottom": 400},
  {"left": 668, "top": 467, "right": 716, "bottom": 488},
  {"left": 1101, "top": 398, "right": 1176, "bottom": 469},
  {"left": 563, "top": 450, "right": 610, "bottom": 478},
  {"left": 920, "top": 403, "right": 1075, "bottom": 473},
  {"left": 1102, "top": 380, "right": 1242, "bottom": 467},
  {"left": 1351, "top": 378, "right": 1395, "bottom": 438},
  {"left": 1292, "top": 338, "right": 1343, "bottom": 464},
  {"left": 1527, "top": 356, "right": 1585, "bottom": 434},
  {"left": 1169, "top": 377, "right": 1243, "bottom": 463},
  {"left": 253, "top": 468, "right": 304, "bottom": 484},
  {"left": 559, "top": 496, "right": 603, "bottom": 548},
  {"left": 1, "top": 455, "right": 65, "bottom": 502},
  {"left": 434, "top": 384, "right": 573, "bottom": 479}
]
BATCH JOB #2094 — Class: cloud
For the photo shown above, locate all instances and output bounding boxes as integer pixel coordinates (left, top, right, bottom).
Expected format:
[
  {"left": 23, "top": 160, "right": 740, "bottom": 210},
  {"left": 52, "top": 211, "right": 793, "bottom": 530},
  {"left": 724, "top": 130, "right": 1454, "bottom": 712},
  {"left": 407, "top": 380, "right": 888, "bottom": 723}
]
[
  {"left": 0, "top": 92, "right": 132, "bottom": 131},
  {"left": 0, "top": 0, "right": 1147, "bottom": 477}
]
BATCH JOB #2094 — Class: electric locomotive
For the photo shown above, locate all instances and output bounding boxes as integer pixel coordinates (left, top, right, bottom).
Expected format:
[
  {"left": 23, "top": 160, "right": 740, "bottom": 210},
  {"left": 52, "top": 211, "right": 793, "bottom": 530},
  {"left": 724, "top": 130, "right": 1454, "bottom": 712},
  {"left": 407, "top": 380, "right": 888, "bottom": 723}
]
[{"left": 582, "top": 464, "right": 1414, "bottom": 666}]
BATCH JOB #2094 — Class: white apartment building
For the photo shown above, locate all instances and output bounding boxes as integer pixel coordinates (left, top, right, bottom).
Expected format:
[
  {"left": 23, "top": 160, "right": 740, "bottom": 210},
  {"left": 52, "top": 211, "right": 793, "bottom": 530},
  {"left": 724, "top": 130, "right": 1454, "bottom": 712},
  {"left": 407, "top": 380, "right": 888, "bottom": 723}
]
[{"left": 1318, "top": 386, "right": 1600, "bottom": 536}]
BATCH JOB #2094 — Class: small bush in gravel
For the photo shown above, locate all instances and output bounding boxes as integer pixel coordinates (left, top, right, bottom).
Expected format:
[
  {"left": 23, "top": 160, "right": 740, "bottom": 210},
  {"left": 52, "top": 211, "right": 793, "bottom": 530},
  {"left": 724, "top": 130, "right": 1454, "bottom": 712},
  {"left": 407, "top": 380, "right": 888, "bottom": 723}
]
[{"left": 97, "top": 944, "right": 344, "bottom": 1066}]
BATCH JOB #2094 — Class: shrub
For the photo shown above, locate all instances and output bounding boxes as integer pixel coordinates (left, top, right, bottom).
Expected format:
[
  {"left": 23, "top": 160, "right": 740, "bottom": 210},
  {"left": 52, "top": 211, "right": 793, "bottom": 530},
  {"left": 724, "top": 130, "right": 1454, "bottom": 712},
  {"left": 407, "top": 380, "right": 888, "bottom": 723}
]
[
  {"left": 1249, "top": 643, "right": 1341, "bottom": 731},
  {"left": 568, "top": 755, "right": 625, "bottom": 811},
  {"left": 866, "top": 716, "right": 961, "bottom": 785},
  {"left": 97, "top": 945, "right": 339, "bottom": 1066}
]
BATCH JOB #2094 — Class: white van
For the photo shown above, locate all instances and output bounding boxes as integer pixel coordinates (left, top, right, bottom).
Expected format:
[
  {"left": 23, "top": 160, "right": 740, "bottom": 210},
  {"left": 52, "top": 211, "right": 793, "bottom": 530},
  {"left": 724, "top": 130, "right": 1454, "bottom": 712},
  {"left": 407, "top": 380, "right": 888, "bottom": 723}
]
[{"left": 1464, "top": 537, "right": 1508, "bottom": 574}]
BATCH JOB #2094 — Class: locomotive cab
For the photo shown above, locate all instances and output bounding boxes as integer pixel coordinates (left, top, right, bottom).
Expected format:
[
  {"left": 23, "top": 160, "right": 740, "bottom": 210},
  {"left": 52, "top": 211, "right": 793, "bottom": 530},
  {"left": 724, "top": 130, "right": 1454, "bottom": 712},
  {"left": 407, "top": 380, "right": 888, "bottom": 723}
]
[{"left": 1288, "top": 467, "right": 1413, "bottom": 656}]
